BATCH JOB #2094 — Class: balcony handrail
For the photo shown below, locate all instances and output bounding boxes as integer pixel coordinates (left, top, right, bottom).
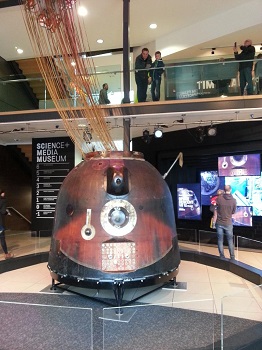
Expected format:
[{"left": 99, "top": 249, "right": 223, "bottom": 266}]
[
  {"left": 7, "top": 206, "right": 31, "bottom": 224},
  {"left": 0, "top": 58, "right": 259, "bottom": 84}
]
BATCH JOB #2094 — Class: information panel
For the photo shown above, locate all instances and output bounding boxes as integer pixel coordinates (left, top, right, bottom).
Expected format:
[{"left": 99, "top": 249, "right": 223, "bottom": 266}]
[
  {"left": 31, "top": 137, "right": 75, "bottom": 233},
  {"left": 177, "top": 183, "right": 201, "bottom": 220}
]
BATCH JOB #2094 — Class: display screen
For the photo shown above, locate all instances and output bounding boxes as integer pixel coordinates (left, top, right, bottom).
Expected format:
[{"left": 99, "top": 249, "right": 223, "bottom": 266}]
[
  {"left": 225, "top": 175, "right": 262, "bottom": 216},
  {"left": 218, "top": 154, "right": 260, "bottom": 177},
  {"left": 200, "top": 170, "right": 225, "bottom": 205},
  {"left": 177, "top": 183, "right": 201, "bottom": 220},
  {"left": 232, "top": 206, "right": 253, "bottom": 227}
]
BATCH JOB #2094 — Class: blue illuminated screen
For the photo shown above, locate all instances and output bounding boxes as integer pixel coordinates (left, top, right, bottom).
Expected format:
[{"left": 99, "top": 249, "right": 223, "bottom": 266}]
[
  {"left": 177, "top": 183, "right": 201, "bottom": 220},
  {"left": 200, "top": 170, "right": 225, "bottom": 205},
  {"left": 225, "top": 175, "right": 262, "bottom": 216},
  {"left": 218, "top": 154, "right": 260, "bottom": 177},
  {"left": 232, "top": 206, "right": 253, "bottom": 227}
]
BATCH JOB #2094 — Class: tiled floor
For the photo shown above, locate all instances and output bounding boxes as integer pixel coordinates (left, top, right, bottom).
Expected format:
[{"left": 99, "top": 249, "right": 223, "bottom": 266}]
[{"left": 0, "top": 230, "right": 261, "bottom": 323}]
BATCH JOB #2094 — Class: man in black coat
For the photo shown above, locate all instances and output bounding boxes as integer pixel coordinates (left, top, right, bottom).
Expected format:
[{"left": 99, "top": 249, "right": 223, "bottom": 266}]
[
  {"left": 234, "top": 39, "right": 255, "bottom": 95},
  {"left": 135, "top": 48, "right": 152, "bottom": 102}
]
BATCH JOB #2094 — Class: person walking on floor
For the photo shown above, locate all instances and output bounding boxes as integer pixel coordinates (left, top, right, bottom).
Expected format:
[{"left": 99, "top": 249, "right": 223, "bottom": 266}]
[
  {"left": 149, "top": 51, "right": 165, "bottom": 101},
  {"left": 0, "top": 190, "right": 13, "bottom": 259},
  {"left": 135, "top": 48, "right": 152, "bottom": 102},
  {"left": 233, "top": 39, "right": 255, "bottom": 95},
  {"left": 98, "top": 83, "right": 110, "bottom": 105},
  {"left": 215, "top": 185, "right": 236, "bottom": 259}
]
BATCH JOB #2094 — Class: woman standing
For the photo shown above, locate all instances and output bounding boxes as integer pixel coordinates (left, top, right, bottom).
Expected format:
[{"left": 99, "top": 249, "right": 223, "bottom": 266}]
[{"left": 0, "top": 190, "right": 13, "bottom": 259}]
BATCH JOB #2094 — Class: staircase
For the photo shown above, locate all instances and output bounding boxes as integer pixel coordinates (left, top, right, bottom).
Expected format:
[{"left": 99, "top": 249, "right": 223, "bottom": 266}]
[
  {"left": 14, "top": 58, "right": 51, "bottom": 101},
  {"left": 18, "top": 144, "right": 32, "bottom": 163}
]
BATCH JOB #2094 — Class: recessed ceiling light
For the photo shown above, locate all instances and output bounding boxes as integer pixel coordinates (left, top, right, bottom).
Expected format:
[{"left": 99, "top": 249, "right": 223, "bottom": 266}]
[
  {"left": 71, "top": 61, "right": 76, "bottom": 66},
  {"left": 97, "top": 39, "right": 104, "bottom": 44},
  {"left": 78, "top": 6, "right": 88, "bottom": 16},
  {"left": 15, "top": 47, "right": 23, "bottom": 54},
  {"left": 149, "top": 23, "right": 157, "bottom": 29},
  {"left": 91, "top": 52, "right": 112, "bottom": 58}
]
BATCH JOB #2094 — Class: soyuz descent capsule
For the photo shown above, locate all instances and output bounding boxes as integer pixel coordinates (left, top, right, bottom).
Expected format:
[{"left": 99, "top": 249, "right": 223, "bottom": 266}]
[{"left": 48, "top": 151, "right": 180, "bottom": 302}]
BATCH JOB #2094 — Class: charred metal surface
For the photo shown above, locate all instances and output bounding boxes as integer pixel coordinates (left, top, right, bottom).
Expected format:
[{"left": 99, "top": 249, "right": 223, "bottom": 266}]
[{"left": 48, "top": 151, "right": 180, "bottom": 289}]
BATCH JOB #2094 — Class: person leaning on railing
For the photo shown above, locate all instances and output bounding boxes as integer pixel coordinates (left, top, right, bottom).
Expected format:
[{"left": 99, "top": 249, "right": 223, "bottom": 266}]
[
  {"left": 135, "top": 48, "right": 152, "bottom": 102},
  {"left": 149, "top": 51, "right": 165, "bottom": 101},
  {"left": 233, "top": 39, "right": 255, "bottom": 95}
]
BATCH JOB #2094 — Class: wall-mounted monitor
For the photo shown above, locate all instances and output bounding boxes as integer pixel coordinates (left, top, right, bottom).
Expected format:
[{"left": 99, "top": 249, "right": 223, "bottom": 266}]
[
  {"left": 232, "top": 206, "right": 253, "bottom": 227},
  {"left": 177, "top": 183, "right": 201, "bottom": 220},
  {"left": 225, "top": 175, "right": 262, "bottom": 216},
  {"left": 200, "top": 170, "right": 225, "bottom": 205},
  {"left": 218, "top": 154, "right": 261, "bottom": 177}
]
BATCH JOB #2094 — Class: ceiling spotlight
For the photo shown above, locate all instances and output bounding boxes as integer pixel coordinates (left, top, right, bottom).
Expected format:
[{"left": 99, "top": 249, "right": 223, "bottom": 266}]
[
  {"left": 207, "top": 125, "right": 217, "bottom": 137},
  {"left": 78, "top": 6, "right": 88, "bottom": 16},
  {"left": 97, "top": 39, "right": 104, "bottom": 44},
  {"left": 15, "top": 47, "right": 23, "bottom": 54},
  {"left": 142, "top": 129, "right": 152, "bottom": 144},
  {"left": 196, "top": 126, "right": 205, "bottom": 142},
  {"left": 149, "top": 23, "right": 157, "bottom": 29},
  {"left": 154, "top": 127, "right": 163, "bottom": 138}
]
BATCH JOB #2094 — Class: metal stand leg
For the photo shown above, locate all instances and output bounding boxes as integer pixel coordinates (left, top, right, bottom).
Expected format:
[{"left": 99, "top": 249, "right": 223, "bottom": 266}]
[
  {"left": 113, "top": 283, "right": 125, "bottom": 314},
  {"left": 162, "top": 278, "right": 187, "bottom": 291},
  {"left": 50, "top": 278, "right": 57, "bottom": 290},
  {"left": 169, "top": 277, "right": 178, "bottom": 288}
]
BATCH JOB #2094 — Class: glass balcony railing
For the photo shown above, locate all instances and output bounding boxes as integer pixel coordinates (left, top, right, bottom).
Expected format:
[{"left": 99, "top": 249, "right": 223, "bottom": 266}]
[
  {"left": 0, "top": 58, "right": 261, "bottom": 112},
  {"left": 178, "top": 228, "right": 262, "bottom": 269},
  {"left": 236, "top": 236, "right": 262, "bottom": 270}
]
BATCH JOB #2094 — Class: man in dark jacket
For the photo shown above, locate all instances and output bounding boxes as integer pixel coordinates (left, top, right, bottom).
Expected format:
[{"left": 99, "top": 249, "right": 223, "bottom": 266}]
[
  {"left": 215, "top": 185, "right": 237, "bottom": 259},
  {"left": 149, "top": 51, "right": 165, "bottom": 101},
  {"left": 135, "top": 48, "right": 152, "bottom": 102},
  {"left": 234, "top": 39, "right": 255, "bottom": 95},
  {"left": 98, "top": 83, "right": 110, "bottom": 105}
]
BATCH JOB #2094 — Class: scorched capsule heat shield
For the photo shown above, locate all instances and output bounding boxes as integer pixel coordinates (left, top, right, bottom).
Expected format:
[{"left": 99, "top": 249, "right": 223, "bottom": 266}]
[{"left": 48, "top": 151, "right": 180, "bottom": 291}]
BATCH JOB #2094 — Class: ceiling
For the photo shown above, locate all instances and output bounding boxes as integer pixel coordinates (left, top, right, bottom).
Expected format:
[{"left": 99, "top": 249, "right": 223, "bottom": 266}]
[
  {"left": 0, "top": 0, "right": 261, "bottom": 147},
  {"left": 1, "top": 0, "right": 261, "bottom": 62}
]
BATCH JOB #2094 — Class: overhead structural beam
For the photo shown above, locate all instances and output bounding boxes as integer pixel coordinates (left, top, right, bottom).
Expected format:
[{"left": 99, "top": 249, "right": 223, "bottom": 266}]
[
  {"left": 123, "top": 0, "right": 130, "bottom": 104},
  {"left": 122, "top": 0, "right": 131, "bottom": 151}
]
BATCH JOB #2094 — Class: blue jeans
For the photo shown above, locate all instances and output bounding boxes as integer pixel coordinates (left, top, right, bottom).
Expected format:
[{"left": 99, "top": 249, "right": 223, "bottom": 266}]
[
  {"left": 0, "top": 231, "right": 8, "bottom": 254},
  {"left": 151, "top": 79, "right": 161, "bottom": 101},
  {"left": 239, "top": 67, "right": 253, "bottom": 95},
  {"left": 216, "top": 224, "right": 235, "bottom": 259}
]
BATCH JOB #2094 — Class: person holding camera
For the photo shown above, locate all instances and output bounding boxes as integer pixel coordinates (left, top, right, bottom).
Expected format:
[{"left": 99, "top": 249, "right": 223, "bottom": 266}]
[{"left": 233, "top": 39, "right": 255, "bottom": 95}]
